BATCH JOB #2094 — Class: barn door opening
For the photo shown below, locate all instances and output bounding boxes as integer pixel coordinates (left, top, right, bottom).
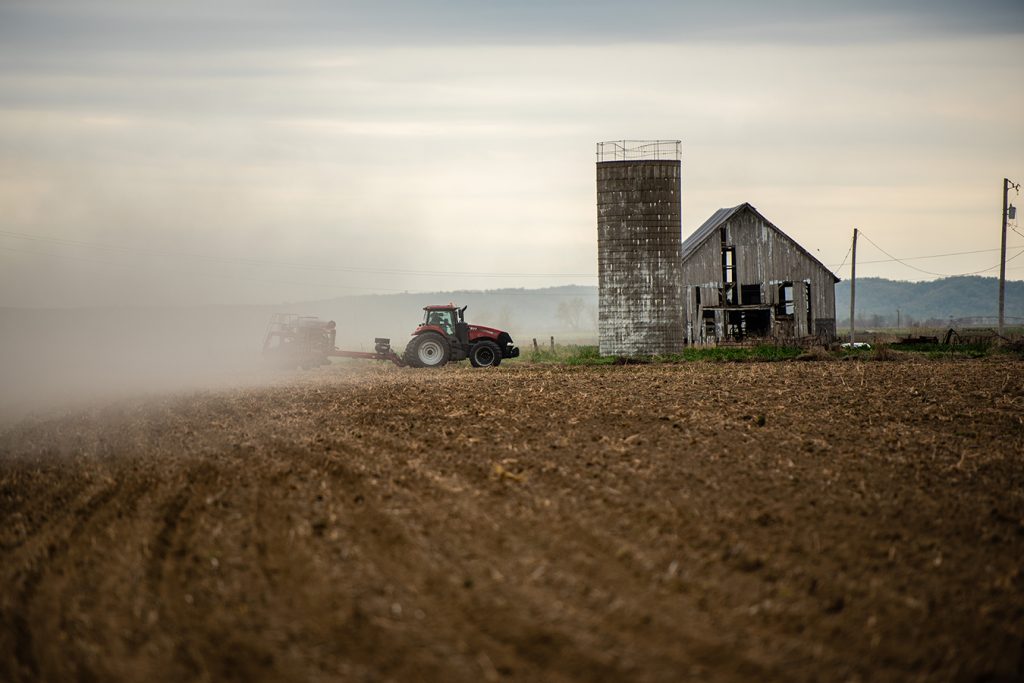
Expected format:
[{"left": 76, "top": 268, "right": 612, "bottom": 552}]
[
  {"left": 721, "top": 247, "right": 736, "bottom": 305},
  {"left": 804, "top": 282, "right": 812, "bottom": 336}
]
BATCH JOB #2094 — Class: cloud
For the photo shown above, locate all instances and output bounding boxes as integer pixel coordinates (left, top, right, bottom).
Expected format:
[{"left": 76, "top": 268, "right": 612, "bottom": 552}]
[
  {"left": 0, "top": 3, "right": 1022, "bottom": 307},
  {"left": 1, "top": 0, "right": 1021, "bottom": 61}
]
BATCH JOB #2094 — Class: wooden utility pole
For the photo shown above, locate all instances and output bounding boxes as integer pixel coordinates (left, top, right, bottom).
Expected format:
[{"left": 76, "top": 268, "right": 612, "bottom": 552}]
[
  {"left": 999, "top": 178, "right": 1013, "bottom": 335},
  {"left": 849, "top": 228, "right": 858, "bottom": 344}
]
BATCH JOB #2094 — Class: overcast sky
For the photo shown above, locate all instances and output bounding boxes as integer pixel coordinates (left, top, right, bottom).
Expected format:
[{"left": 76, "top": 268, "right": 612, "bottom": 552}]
[{"left": 1, "top": 0, "right": 1023, "bottom": 307}]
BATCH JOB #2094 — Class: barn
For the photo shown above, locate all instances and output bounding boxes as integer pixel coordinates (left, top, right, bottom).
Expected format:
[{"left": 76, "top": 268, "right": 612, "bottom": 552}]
[{"left": 682, "top": 203, "right": 839, "bottom": 344}]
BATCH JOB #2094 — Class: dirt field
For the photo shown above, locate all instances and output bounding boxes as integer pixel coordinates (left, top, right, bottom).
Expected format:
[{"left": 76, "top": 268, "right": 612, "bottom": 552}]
[{"left": 1, "top": 359, "right": 1022, "bottom": 682}]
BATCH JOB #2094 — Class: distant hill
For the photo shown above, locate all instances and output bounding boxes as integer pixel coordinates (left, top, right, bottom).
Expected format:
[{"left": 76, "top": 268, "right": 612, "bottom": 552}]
[{"left": 835, "top": 276, "right": 1024, "bottom": 327}]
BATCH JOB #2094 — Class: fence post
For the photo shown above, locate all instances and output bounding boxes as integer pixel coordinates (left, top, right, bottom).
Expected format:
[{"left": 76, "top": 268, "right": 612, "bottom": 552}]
[
  {"left": 550, "top": 336, "right": 555, "bottom": 352},
  {"left": 532, "top": 338, "right": 538, "bottom": 353}
]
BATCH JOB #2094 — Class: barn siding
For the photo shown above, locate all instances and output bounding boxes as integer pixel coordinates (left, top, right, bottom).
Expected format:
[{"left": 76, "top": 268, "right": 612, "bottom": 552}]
[{"left": 682, "top": 206, "right": 837, "bottom": 344}]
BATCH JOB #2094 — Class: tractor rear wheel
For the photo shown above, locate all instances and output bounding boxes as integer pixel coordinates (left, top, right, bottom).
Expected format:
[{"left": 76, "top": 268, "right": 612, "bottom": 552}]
[
  {"left": 404, "top": 332, "right": 450, "bottom": 368},
  {"left": 469, "top": 340, "right": 502, "bottom": 368}
]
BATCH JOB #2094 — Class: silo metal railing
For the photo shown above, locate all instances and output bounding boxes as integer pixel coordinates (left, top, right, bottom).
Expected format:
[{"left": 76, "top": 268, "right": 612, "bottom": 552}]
[{"left": 596, "top": 140, "right": 682, "bottom": 162}]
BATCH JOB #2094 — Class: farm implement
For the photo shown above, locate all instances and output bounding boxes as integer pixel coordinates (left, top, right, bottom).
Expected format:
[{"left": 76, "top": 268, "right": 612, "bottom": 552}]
[{"left": 262, "top": 304, "right": 519, "bottom": 369}]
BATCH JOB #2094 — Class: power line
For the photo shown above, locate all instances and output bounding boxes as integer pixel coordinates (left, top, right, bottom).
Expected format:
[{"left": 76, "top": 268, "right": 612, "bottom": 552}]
[
  {"left": 0, "top": 229, "right": 598, "bottom": 279},
  {"left": 0, "top": 245, "right": 598, "bottom": 298},
  {"left": 825, "top": 245, "right": 1024, "bottom": 269},
  {"left": 0, "top": 244, "right": 408, "bottom": 293},
  {"left": 4, "top": 227, "right": 1024, "bottom": 288},
  {"left": 834, "top": 244, "right": 852, "bottom": 274},
  {"left": 858, "top": 231, "right": 1024, "bottom": 277}
]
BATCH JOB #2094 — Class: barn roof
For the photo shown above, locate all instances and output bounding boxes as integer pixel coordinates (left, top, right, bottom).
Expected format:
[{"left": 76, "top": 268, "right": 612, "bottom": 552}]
[{"left": 682, "top": 202, "right": 840, "bottom": 283}]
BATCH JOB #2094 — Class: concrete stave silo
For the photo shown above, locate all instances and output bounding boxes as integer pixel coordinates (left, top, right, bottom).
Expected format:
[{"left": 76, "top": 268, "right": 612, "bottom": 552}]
[{"left": 596, "top": 140, "right": 684, "bottom": 356}]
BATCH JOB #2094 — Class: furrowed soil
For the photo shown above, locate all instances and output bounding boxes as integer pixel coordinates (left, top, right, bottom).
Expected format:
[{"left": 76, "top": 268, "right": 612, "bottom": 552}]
[{"left": 1, "top": 360, "right": 1022, "bottom": 682}]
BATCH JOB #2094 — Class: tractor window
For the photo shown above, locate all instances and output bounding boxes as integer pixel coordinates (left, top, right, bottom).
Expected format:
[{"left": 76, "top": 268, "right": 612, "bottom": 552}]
[{"left": 426, "top": 310, "right": 454, "bottom": 334}]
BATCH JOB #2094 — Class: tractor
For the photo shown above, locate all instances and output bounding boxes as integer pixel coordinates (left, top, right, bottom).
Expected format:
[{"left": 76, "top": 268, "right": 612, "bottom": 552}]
[
  {"left": 262, "top": 305, "right": 519, "bottom": 369},
  {"left": 403, "top": 304, "right": 519, "bottom": 368}
]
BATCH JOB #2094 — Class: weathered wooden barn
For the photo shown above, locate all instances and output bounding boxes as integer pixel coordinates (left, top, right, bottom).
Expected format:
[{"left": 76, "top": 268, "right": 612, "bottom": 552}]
[{"left": 682, "top": 203, "right": 839, "bottom": 344}]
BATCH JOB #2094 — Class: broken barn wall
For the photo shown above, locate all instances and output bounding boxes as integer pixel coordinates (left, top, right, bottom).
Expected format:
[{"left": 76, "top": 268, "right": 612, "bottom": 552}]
[
  {"left": 597, "top": 160, "right": 684, "bottom": 355},
  {"left": 682, "top": 206, "right": 837, "bottom": 343}
]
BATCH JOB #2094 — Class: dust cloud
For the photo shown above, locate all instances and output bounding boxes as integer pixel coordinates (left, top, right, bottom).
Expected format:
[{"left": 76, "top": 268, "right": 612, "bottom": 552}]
[
  {"left": 0, "top": 305, "right": 280, "bottom": 424},
  {"left": 0, "top": 299, "right": 439, "bottom": 424},
  {"left": 0, "top": 289, "right": 597, "bottom": 424}
]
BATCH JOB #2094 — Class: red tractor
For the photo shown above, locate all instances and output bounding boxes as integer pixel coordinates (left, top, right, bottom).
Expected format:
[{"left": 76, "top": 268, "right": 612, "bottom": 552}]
[
  {"left": 403, "top": 304, "right": 519, "bottom": 368},
  {"left": 262, "top": 305, "right": 519, "bottom": 369}
]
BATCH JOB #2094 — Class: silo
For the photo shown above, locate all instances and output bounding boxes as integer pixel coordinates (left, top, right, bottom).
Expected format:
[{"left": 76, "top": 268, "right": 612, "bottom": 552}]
[{"left": 597, "top": 140, "right": 684, "bottom": 356}]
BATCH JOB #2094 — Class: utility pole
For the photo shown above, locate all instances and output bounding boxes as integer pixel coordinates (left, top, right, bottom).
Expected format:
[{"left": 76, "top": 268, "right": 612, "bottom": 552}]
[
  {"left": 849, "top": 228, "right": 858, "bottom": 345},
  {"left": 999, "top": 178, "right": 1020, "bottom": 336}
]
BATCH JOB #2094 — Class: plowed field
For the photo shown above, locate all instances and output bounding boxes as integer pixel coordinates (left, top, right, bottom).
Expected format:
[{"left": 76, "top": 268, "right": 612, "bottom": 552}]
[{"left": 1, "top": 360, "right": 1023, "bottom": 682}]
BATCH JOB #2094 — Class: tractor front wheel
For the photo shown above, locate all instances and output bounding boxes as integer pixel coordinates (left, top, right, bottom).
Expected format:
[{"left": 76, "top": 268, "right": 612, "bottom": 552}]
[
  {"left": 404, "top": 333, "right": 451, "bottom": 368},
  {"left": 469, "top": 340, "right": 502, "bottom": 368}
]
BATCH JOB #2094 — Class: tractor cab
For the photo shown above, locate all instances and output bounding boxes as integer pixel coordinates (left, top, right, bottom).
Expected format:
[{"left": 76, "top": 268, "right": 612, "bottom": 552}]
[{"left": 420, "top": 305, "right": 470, "bottom": 346}]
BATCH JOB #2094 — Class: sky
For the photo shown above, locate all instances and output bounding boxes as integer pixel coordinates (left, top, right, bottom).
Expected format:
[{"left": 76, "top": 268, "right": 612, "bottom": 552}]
[{"left": 1, "top": 0, "right": 1023, "bottom": 308}]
